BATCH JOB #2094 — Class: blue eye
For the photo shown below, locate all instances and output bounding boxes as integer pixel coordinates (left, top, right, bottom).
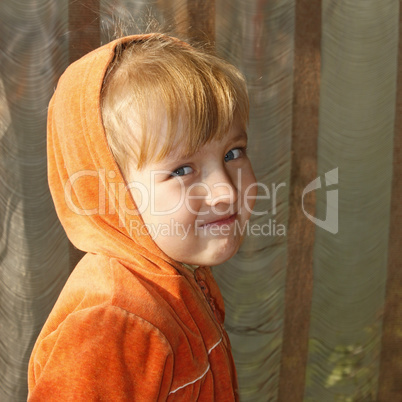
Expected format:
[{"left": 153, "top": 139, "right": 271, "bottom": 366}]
[
  {"left": 171, "top": 166, "right": 193, "bottom": 177},
  {"left": 225, "top": 148, "right": 242, "bottom": 162}
]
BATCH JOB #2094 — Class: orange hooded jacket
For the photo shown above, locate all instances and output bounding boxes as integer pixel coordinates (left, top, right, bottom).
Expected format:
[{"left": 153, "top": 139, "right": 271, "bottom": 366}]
[{"left": 27, "top": 35, "right": 239, "bottom": 401}]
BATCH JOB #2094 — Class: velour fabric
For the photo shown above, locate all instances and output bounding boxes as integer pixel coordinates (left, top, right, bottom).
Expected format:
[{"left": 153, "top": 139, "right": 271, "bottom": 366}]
[{"left": 28, "top": 34, "right": 238, "bottom": 401}]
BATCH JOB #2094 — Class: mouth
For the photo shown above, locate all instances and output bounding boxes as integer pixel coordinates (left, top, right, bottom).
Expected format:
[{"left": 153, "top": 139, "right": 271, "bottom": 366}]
[{"left": 199, "top": 213, "right": 237, "bottom": 228}]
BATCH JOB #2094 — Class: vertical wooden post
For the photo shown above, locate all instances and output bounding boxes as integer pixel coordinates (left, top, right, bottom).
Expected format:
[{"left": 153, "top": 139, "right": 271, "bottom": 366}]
[
  {"left": 377, "top": 2, "right": 402, "bottom": 400},
  {"left": 68, "top": 0, "right": 100, "bottom": 270},
  {"left": 68, "top": 0, "right": 101, "bottom": 63},
  {"left": 186, "top": 0, "right": 216, "bottom": 44},
  {"left": 278, "top": 0, "right": 321, "bottom": 400}
]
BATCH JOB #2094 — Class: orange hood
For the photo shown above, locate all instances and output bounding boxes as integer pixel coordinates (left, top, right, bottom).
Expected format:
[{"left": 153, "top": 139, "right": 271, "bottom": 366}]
[{"left": 48, "top": 34, "right": 180, "bottom": 274}]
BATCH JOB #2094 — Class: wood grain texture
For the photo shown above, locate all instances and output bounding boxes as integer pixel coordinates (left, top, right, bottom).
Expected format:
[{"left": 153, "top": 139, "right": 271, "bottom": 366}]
[
  {"left": 277, "top": 0, "right": 321, "bottom": 400},
  {"left": 377, "top": 2, "right": 402, "bottom": 400},
  {"left": 68, "top": 0, "right": 100, "bottom": 269},
  {"left": 187, "top": 0, "right": 215, "bottom": 44},
  {"left": 68, "top": 0, "right": 100, "bottom": 63}
]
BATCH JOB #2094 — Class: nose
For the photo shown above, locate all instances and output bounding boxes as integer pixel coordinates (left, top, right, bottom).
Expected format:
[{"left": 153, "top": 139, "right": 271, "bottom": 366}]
[{"left": 203, "top": 166, "right": 239, "bottom": 209}]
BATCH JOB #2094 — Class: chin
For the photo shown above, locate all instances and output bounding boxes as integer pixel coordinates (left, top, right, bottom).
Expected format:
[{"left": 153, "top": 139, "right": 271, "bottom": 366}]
[
  {"left": 195, "top": 242, "right": 241, "bottom": 267},
  {"left": 165, "top": 234, "right": 243, "bottom": 268}
]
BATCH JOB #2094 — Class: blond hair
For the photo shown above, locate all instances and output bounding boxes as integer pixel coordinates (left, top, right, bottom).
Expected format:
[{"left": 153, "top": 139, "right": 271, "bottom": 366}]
[{"left": 101, "top": 33, "right": 249, "bottom": 175}]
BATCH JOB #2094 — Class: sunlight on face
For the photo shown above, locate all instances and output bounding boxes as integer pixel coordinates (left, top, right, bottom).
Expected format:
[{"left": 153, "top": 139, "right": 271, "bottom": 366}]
[{"left": 127, "top": 120, "right": 257, "bottom": 267}]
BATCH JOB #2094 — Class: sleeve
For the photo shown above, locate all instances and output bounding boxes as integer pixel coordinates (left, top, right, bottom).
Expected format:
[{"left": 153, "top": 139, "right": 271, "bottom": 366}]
[{"left": 28, "top": 305, "right": 174, "bottom": 401}]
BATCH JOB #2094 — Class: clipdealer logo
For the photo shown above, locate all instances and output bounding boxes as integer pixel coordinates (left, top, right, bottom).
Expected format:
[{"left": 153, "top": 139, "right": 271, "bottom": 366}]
[
  {"left": 63, "top": 167, "right": 339, "bottom": 236},
  {"left": 302, "top": 168, "right": 338, "bottom": 234}
]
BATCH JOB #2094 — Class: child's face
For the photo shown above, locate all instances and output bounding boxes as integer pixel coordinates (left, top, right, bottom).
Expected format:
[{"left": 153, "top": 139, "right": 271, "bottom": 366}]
[{"left": 128, "top": 119, "right": 257, "bottom": 267}]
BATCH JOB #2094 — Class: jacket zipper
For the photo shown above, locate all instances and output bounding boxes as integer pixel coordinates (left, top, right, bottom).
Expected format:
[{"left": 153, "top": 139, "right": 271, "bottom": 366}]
[{"left": 193, "top": 272, "right": 223, "bottom": 325}]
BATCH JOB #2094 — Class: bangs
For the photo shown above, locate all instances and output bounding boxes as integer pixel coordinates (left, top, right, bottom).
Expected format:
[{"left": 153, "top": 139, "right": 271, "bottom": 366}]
[{"left": 101, "top": 35, "right": 249, "bottom": 173}]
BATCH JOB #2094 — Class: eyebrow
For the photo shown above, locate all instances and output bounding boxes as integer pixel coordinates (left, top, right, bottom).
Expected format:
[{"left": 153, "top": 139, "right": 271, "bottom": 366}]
[
  {"left": 159, "top": 130, "right": 248, "bottom": 166},
  {"left": 232, "top": 131, "right": 248, "bottom": 142}
]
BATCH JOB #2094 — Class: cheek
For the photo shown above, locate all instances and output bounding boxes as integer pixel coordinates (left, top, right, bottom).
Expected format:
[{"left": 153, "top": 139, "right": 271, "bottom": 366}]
[
  {"left": 184, "top": 186, "right": 205, "bottom": 215},
  {"left": 240, "top": 166, "right": 257, "bottom": 213},
  {"left": 129, "top": 186, "right": 148, "bottom": 216},
  {"left": 152, "top": 186, "right": 199, "bottom": 227},
  {"left": 152, "top": 185, "right": 184, "bottom": 215}
]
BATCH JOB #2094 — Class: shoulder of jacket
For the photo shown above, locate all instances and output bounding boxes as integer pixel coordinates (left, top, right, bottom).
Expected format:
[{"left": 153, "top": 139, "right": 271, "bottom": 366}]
[
  {"left": 45, "top": 303, "right": 173, "bottom": 347},
  {"left": 28, "top": 304, "right": 175, "bottom": 400}
]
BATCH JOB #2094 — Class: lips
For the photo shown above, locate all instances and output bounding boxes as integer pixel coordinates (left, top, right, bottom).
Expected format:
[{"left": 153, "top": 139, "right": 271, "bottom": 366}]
[{"left": 199, "top": 213, "right": 237, "bottom": 228}]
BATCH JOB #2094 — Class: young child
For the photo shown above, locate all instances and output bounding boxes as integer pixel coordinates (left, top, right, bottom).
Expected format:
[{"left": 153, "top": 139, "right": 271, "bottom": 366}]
[{"left": 28, "top": 33, "right": 257, "bottom": 401}]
